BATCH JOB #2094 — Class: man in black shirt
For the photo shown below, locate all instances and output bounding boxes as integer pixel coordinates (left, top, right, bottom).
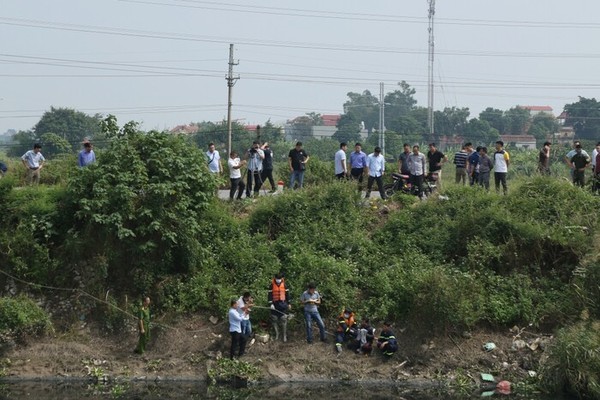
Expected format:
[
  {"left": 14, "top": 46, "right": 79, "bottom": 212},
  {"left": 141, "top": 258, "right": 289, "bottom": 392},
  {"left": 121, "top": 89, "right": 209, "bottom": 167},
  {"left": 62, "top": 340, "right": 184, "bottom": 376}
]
[
  {"left": 427, "top": 143, "right": 447, "bottom": 188},
  {"left": 288, "top": 142, "right": 309, "bottom": 189},
  {"left": 261, "top": 142, "right": 276, "bottom": 192}
]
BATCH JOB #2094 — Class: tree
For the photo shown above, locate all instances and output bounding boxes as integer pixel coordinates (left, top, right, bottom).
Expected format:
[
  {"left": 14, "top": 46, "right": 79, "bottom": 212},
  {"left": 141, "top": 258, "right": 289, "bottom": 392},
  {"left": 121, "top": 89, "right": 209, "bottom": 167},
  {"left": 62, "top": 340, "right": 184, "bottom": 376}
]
[
  {"left": 67, "top": 116, "right": 216, "bottom": 292},
  {"left": 384, "top": 81, "right": 418, "bottom": 128},
  {"left": 504, "top": 107, "right": 531, "bottom": 135},
  {"left": 434, "top": 107, "right": 470, "bottom": 137},
  {"left": 479, "top": 107, "right": 506, "bottom": 133},
  {"left": 305, "top": 112, "right": 323, "bottom": 126},
  {"left": 8, "top": 130, "right": 36, "bottom": 157},
  {"left": 528, "top": 113, "right": 559, "bottom": 141},
  {"left": 259, "top": 119, "right": 284, "bottom": 143},
  {"left": 564, "top": 97, "right": 600, "bottom": 139},
  {"left": 463, "top": 118, "right": 500, "bottom": 144},
  {"left": 333, "top": 113, "right": 361, "bottom": 144},
  {"left": 288, "top": 115, "right": 315, "bottom": 140},
  {"left": 39, "top": 132, "right": 71, "bottom": 157},
  {"left": 33, "top": 107, "right": 102, "bottom": 148},
  {"left": 343, "top": 90, "right": 380, "bottom": 133}
]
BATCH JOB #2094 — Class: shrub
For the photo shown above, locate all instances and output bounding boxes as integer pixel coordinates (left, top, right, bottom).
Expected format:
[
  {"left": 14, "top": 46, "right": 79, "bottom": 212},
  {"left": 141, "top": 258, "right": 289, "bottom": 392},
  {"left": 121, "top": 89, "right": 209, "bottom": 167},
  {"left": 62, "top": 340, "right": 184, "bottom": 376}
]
[
  {"left": 541, "top": 320, "right": 600, "bottom": 398},
  {"left": 0, "top": 296, "right": 53, "bottom": 341}
]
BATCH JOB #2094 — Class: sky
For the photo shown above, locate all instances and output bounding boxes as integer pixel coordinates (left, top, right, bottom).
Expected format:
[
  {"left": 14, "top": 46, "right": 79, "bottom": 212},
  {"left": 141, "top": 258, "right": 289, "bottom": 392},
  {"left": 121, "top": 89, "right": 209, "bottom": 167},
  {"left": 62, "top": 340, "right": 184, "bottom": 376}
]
[{"left": 2, "top": 0, "right": 600, "bottom": 134}]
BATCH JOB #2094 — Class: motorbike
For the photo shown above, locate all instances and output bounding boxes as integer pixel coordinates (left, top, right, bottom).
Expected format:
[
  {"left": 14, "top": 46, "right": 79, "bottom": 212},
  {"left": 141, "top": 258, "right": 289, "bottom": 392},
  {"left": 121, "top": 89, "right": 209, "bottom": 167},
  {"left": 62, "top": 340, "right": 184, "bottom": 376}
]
[{"left": 384, "top": 172, "right": 438, "bottom": 198}]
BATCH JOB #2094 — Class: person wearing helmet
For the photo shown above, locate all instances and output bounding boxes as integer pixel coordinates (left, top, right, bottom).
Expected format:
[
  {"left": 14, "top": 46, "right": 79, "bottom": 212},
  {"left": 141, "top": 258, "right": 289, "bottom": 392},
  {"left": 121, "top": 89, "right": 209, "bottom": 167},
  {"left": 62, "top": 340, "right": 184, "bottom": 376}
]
[{"left": 335, "top": 307, "right": 357, "bottom": 353}]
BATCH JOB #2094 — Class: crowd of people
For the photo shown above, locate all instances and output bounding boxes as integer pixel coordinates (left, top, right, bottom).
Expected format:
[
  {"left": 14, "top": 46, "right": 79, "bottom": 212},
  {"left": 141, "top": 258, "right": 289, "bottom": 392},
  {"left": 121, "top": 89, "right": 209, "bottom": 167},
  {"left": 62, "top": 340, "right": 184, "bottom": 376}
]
[{"left": 226, "top": 273, "right": 399, "bottom": 360}]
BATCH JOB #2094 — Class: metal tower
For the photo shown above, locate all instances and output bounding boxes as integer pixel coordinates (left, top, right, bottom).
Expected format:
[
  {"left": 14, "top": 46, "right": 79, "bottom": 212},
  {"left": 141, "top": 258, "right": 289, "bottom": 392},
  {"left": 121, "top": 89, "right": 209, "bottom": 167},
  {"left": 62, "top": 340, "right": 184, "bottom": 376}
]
[{"left": 427, "top": 0, "right": 436, "bottom": 139}]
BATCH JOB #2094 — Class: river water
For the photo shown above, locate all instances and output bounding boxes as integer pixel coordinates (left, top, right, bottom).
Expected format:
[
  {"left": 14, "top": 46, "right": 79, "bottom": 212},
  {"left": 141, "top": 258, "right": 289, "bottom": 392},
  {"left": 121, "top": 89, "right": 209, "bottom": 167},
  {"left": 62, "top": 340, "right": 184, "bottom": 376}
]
[{"left": 0, "top": 380, "right": 576, "bottom": 399}]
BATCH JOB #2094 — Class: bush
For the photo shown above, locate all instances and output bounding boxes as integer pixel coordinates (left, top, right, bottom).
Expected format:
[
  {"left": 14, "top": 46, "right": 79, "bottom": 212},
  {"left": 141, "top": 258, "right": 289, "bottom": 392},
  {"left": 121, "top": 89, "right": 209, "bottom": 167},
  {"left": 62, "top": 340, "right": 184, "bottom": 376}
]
[
  {"left": 541, "top": 320, "right": 600, "bottom": 398},
  {"left": 0, "top": 296, "right": 53, "bottom": 342}
]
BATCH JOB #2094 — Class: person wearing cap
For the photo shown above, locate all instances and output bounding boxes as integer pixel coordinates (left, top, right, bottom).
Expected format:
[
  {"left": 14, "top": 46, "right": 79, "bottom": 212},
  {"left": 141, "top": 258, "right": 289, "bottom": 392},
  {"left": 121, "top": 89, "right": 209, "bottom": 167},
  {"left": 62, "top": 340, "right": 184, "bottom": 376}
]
[
  {"left": 78, "top": 140, "right": 96, "bottom": 167},
  {"left": 493, "top": 140, "right": 510, "bottom": 195},
  {"left": 335, "top": 307, "right": 357, "bottom": 353},
  {"left": 365, "top": 146, "right": 386, "bottom": 199},
  {"left": 300, "top": 282, "right": 326, "bottom": 344},
  {"left": 268, "top": 273, "right": 291, "bottom": 342},
  {"left": 570, "top": 144, "right": 590, "bottom": 188},
  {"left": 21, "top": 143, "right": 45, "bottom": 185},
  {"left": 377, "top": 322, "right": 398, "bottom": 358}
]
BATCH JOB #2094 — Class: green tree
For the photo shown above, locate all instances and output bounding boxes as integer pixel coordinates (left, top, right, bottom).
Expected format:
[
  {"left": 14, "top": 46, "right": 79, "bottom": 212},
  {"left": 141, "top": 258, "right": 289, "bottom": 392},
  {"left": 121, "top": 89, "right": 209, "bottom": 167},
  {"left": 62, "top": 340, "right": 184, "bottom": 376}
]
[
  {"left": 528, "top": 113, "right": 559, "bottom": 140},
  {"left": 384, "top": 81, "right": 418, "bottom": 128},
  {"left": 67, "top": 116, "right": 216, "bottom": 292},
  {"left": 463, "top": 118, "right": 500, "bottom": 144},
  {"left": 333, "top": 113, "right": 362, "bottom": 144},
  {"left": 434, "top": 107, "right": 470, "bottom": 136},
  {"left": 39, "top": 132, "right": 71, "bottom": 158},
  {"left": 343, "top": 90, "right": 380, "bottom": 133},
  {"left": 33, "top": 107, "right": 102, "bottom": 148},
  {"left": 287, "top": 115, "right": 315, "bottom": 140},
  {"left": 564, "top": 97, "right": 600, "bottom": 139},
  {"left": 8, "top": 130, "right": 36, "bottom": 157},
  {"left": 504, "top": 106, "right": 531, "bottom": 134},
  {"left": 479, "top": 107, "right": 506, "bottom": 133}
]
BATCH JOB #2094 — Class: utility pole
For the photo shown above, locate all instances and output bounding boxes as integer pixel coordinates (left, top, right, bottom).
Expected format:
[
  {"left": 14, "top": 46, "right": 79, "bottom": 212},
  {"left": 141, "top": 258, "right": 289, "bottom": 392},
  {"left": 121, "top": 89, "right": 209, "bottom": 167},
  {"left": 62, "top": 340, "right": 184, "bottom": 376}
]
[
  {"left": 427, "top": 0, "right": 436, "bottom": 141},
  {"left": 226, "top": 44, "right": 239, "bottom": 156},
  {"left": 379, "top": 82, "right": 386, "bottom": 156}
]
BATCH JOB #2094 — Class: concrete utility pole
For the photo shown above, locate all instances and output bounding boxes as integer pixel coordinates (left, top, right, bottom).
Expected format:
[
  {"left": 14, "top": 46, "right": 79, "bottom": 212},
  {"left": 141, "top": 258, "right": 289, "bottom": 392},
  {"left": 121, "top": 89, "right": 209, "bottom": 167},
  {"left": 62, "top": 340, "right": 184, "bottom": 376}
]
[
  {"left": 226, "top": 44, "right": 239, "bottom": 156},
  {"left": 379, "top": 82, "right": 386, "bottom": 156},
  {"left": 427, "top": 0, "right": 436, "bottom": 140}
]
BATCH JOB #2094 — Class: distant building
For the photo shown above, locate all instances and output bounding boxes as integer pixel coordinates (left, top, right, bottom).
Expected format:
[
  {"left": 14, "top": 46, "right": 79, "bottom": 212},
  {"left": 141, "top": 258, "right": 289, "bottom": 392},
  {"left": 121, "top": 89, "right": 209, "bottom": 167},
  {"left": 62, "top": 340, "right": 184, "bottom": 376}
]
[
  {"left": 500, "top": 134, "right": 537, "bottom": 149},
  {"left": 520, "top": 105, "right": 554, "bottom": 117},
  {"left": 312, "top": 114, "right": 340, "bottom": 139}
]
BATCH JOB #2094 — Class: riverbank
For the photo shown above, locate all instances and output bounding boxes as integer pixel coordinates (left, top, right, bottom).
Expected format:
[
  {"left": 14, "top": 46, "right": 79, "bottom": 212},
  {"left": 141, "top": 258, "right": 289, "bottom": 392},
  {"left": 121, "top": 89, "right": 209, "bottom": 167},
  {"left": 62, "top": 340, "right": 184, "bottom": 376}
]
[{"left": 0, "top": 314, "right": 549, "bottom": 391}]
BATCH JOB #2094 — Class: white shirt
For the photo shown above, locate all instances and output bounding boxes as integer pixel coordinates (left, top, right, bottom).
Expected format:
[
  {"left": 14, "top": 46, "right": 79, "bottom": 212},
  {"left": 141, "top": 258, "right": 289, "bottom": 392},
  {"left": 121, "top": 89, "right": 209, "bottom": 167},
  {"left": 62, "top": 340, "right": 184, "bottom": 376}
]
[
  {"left": 21, "top": 150, "right": 45, "bottom": 168},
  {"left": 228, "top": 157, "right": 242, "bottom": 179},
  {"left": 206, "top": 150, "right": 221, "bottom": 173},
  {"left": 367, "top": 153, "right": 385, "bottom": 177},
  {"left": 334, "top": 149, "right": 347, "bottom": 175},
  {"left": 592, "top": 148, "right": 598, "bottom": 167},
  {"left": 237, "top": 296, "right": 251, "bottom": 321}
]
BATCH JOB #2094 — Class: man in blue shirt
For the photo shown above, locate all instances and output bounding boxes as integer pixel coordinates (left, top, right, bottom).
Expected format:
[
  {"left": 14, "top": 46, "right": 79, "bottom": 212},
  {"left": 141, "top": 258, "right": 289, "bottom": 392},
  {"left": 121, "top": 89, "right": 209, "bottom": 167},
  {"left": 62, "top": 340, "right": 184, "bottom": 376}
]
[
  {"left": 78, "top": 141, "right": 96, "bottom": 167},
  {"left": 468, "top": 146, "right": 481, "bottom": 186},
  {"left": 349, "top": 142, "right": 368, "bottom": 191},
  {"left": 229, "top": 298, "right": 247, "bottom": 359}
]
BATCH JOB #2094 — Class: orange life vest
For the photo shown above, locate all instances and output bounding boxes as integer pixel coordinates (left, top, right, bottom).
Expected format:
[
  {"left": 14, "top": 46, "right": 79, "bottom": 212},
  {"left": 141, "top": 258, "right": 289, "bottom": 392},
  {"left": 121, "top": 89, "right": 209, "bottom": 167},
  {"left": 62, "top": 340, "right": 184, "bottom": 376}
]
[
  {"left": 271, "top": 278, "right": 287, "bottom": 302},
  {"left": 337, "top": 311, "right": 355, "bottom": 332}
]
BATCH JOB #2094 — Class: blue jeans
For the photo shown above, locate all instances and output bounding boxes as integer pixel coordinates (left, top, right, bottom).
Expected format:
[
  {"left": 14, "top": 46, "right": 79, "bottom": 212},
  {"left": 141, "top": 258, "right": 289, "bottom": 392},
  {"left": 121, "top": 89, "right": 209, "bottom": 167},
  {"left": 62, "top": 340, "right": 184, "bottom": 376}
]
[
  {"left": 289, "top": 170, "right": 305, "bottom": 189},
  {"left": 304, "top": 310, "right": 326, "bottom": 343},
  {"left": 241, "top": 319, "right": 252, "bottom": 337}
]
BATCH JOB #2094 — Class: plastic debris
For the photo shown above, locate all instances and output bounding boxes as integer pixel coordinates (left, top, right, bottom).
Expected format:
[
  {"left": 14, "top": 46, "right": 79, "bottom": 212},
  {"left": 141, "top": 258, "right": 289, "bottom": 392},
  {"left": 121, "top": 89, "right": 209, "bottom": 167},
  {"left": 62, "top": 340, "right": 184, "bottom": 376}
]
[
  {"left": 480, "top": 373, "right": 495, "bottom": 382},
  {"left": 483, "top": 342, "right": 496, "bottom": 352},
  {"left": 496, "top": 380, "right": 511, "bottom": 395}
]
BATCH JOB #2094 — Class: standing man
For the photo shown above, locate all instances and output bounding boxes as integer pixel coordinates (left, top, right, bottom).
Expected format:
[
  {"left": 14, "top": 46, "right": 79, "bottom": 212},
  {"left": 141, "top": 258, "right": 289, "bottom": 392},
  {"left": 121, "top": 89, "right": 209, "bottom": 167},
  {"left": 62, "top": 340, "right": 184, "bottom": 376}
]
[
  {"left": 397, "top": 143, "right": 412, "bottom": 177},
  {"left": 477, "top": 147, "right": 493, "bottom": 191},
  {"left": 453, "top": 145, "right": 469, "bottom": 185},
  {"left": 468, "top": 146, "right": 482, "bottom": 186},
  {"left": 493, "top": 140, "right": 510, "bottom": 195},
  {"left": 349, "top": 142, "right": 368, "bottom": 191},
  {"left": 228, "top": 298, "right": 247, "bottom": 359},
  {"left": 538, "top": 141, "right": 551, "bottom": 175},
  {"left": 593, "top": 142, "right": 600, "bottom": 193},
  {"left": 300, "top": 282, "right": 327, "bottom": 344},
  {"left": 228, "top": 151, "right": 246, "bottom": 200},
  {"left": 206, "top": 142, "right": 222, "bottom": 175},
  {"left": 21, "top": 143, "right": 45, "bottom": 185},
  {"left": 334, "top": 142, "right": 348, "bottom": 180},
  {"left": 427, "top": 143, "right": 447, "bottom": 186},
  {"left": 268, "top": 273, "right": 291, "bottom": 342},
  {"left": 237, "top": 292, "right": 254, "bottom": 338},
  {"left": 288, "top": 142, "right": 309, "bottom": 189},
  {"left": 134, "top": 297, "right": 151, "bottom": 354},
  {"left": 565, "top": 140, "right": 589, "bottom": 178},
  {"left": 407, "top": 145, "right": 427, "bottom": 198},
  {"left": 245, "top": 141, "right": 265, "bottom": 197},
  {"left": 260, "top": 142, "right": 276, "bottom": 192},
  {"left": 570, "top": 144, "right": 590, "bottom": 188},
  {"left": 78, "top": 140, "right": 96, "bottom": 167},
  {"left": 365, "top": 147, "right": 386, "bottom": 199}
]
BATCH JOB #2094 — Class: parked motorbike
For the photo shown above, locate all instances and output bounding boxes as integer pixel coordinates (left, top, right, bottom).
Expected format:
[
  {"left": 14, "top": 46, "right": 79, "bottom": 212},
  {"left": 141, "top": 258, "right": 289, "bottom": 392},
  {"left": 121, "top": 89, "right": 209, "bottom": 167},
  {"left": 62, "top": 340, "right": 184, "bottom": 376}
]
[{"left": 383, "top": 172, "right": 438, "bottom": 197}]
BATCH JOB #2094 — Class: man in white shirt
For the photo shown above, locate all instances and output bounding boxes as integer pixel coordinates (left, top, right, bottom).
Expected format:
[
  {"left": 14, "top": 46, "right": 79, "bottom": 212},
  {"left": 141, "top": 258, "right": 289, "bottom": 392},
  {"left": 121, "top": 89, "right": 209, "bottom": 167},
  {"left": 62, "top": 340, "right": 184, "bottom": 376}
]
[
  {"left": 206, "top": 142, "right": 222, "bottom": 174},
  {"left": 365, "top": 146, "right": 386, "bottom": 199},
  {"left": 21, "top": 143, "right": 45, "bottom": 185},
  {"left": 407, "top": 145, "right": 427, "bottom": 198},
  {"left": 228, "top": 151, "right": 246, "bottom": 200},
  {"left": 334, "top": 142, "right": 348, "bottom": 179},
  {"left": 245, "top": 141, "right": 265, "bottom": 197}
]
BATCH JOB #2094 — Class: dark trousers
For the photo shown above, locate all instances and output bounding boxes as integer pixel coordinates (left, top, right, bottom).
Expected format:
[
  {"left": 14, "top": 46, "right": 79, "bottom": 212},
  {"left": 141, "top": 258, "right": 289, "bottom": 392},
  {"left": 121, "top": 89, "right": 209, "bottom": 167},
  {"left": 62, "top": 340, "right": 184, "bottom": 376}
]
[
  {"left": 573, "top": 170, "right": 585, "bottom": 187},
  {"left": 246, "top": 170, "right": 263, "bottom": 196},
  {"left": 593, "top": 173, "right": 600, "bottom": 193},
  {"left": 229, "top": 178, "right": 245, "bottom": 200},
  {"left": 366, "top": 176, "right": 386, "bottom": 199},
  {"left": 470, "top": 171, "right": 479, "bottom": 186},
  {"left": 350, "top": 168, "right": 365, "bottom": 190},
  {"left": 494, "top": 172, "right": 507, "bottom": 194},
  {"left": 261, "top": 169, "right": 275, "bottom": 190},
  {"left": 230, "top": 331, "right": 247, "bottom": 359},
  {"left": 478, "top": 171, "right": 490, "bottom": 190},
  {"left": 410, "top": 174, "right": 424, "bottom": 198},
  {"left": 335, "top": 172, "right": 346, "bottom": 180}
]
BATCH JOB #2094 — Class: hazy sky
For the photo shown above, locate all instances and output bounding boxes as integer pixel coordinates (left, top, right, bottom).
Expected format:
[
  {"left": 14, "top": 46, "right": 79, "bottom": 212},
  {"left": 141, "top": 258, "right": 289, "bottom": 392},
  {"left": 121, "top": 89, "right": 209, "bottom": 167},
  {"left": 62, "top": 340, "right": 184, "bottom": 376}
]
[{"left": 2, "top": 0, "right": 599, "bottom": 134}]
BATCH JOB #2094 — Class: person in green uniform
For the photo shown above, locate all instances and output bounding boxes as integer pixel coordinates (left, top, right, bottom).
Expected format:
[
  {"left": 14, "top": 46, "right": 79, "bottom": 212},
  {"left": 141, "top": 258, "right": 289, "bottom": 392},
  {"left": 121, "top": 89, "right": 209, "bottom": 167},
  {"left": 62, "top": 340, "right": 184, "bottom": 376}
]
[{"left": 134, "top": 297, "right": 151, "bottom": 354}]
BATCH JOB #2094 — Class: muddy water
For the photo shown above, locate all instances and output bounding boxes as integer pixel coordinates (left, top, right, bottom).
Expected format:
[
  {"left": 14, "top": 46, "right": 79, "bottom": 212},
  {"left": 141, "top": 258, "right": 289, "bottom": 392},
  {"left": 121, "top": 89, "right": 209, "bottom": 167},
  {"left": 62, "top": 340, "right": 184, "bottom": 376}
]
[{"left": 0, "top": 380, "right": 574, "bottom": 399}]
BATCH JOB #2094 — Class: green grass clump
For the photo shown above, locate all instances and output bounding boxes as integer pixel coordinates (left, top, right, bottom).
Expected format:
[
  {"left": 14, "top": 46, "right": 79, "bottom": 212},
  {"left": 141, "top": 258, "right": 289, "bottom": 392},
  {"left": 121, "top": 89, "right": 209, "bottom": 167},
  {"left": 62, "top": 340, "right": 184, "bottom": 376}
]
[{"left": 0, "top": 295, "right": 53, "bottom": 341}]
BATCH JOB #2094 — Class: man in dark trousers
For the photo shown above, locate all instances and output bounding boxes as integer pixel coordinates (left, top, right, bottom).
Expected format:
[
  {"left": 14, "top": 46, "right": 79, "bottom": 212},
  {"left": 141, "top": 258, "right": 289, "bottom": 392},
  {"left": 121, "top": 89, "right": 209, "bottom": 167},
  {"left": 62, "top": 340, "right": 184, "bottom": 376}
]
[
  {"left": 261, "top": 142, "right": 276, "bottom": 192},
  {"left": 268, "top": 273, "right": 291, "bottom": 342}
]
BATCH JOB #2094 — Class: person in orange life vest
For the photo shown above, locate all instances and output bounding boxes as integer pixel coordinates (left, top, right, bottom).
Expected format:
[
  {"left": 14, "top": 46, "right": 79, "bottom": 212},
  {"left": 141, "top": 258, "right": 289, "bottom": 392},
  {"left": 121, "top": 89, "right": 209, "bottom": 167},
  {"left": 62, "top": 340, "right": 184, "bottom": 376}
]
[
  {"left": 335, "top": 307, "right": 357, "bottom": 353},
  {"left": 267, "top": 272, "right": 291, "bottom": 342}
]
